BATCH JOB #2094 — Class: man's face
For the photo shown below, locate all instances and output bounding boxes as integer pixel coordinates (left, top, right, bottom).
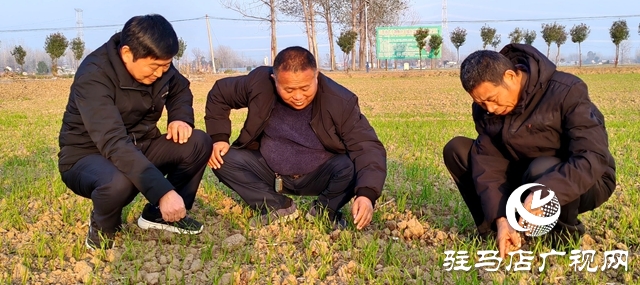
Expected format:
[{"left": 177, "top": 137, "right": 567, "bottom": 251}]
[
  {"left": 120, "top": 46, "right": 172, "bottom": 85},
  {"left": 469, "top": 71, "right": 522, "bottom": 116},
  {"left": 272, "top": 68, "right": 318, "bottom": 110}
]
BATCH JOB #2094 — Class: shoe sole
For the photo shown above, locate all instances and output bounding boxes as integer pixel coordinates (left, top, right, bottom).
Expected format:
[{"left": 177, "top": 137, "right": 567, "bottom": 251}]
[
  {"left": 85, "top": 236, "right": 115, "bottom": 250},
  {"left": 250, "top": 210, "right": 300, "bottom": 228},
  {"left": 137, "top": 216, "right": 203, "bottom": 234},
  {"left": 273, "top": 210, "right": 299, "bottom": 224}
]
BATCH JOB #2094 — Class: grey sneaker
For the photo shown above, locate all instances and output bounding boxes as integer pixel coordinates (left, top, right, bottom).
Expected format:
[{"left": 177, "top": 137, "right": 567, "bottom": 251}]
[
  {"left": 137, "top": 203, "right": 203, "bottom": 234},
  {"left": 305, "top": 200, "right": 347, "bottom": 230},
  {"left": 86, "top": 211, "right": 116, "bottom": 250},
  {"left": 250, "top": 200, "right": 299, "bottom": 228}
]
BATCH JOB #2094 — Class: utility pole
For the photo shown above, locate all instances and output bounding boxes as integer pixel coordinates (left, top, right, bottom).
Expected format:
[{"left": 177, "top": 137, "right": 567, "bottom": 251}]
[
  {"left": 205, "top": 15, "right": 217, "bottom": 74},
  {"left": 75, "top": 8, "right": 84, "bottom": 41},
  {"left": 365, "top": 0, "right": 370, "bottom": 72}
]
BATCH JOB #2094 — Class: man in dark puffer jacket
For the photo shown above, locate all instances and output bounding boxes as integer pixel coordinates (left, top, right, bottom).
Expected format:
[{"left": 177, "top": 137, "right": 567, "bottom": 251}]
[
  {"left": 205, "top": 46, "right": 386, "bottom": 230},
  {"left": 443, "top": 44, "right": 616, "bottom": 259},
  {"left": 58, "top": 15, "right": 212, "bottom": 249}
]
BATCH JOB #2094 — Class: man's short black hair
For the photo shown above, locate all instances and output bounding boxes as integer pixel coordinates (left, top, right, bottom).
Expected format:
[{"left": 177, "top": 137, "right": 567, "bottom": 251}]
[
  {"left": 273, "top": 46, "right": 317, "bottom": 75},
  {"left": 119, "top": 14, "right": 178, "bottom": 61},
  {"left": 460, "top": 50, "right": 517, "bottom": 93}
]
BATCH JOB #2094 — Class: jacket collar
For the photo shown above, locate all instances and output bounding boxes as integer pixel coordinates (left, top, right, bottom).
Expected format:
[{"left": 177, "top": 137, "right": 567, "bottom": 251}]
[
  {"left": 500, "top": 44, "right": 556, "bottom": 115},
  {"left": 106, "top": 33, "right": 176, "bottom": 91}
]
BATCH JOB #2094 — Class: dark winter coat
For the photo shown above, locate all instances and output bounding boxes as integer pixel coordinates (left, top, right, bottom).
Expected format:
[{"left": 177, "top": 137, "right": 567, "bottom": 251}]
[
  {"left": 470, "top": 44, "right": 616, "bottom": 224},
  {"left": 58, "top": 33, "right": 195, "bottom": 205},
  {"left": 205, "top": 66, "right": 387, "bottom": 204}
]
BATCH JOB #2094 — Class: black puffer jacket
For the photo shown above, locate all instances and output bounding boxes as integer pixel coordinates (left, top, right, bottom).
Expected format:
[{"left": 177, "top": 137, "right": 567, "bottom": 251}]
[
  {"left": 470, "top": 44, "right": 616, "bottom": 224},
  {"left": 205, "top": 66, "right": 387, "bottom": 204},
  {"left": 57, "top": 33, "right": 195, "bottom": 205}
]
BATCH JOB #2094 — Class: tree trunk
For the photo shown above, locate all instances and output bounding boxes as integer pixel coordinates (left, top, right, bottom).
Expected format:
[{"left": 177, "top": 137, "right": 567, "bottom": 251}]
[
  {"left": 615, "top": 45, "right": 619, "bottom": 67},
  {"left": 456, "top": 48, "right": 460, "bottom": 63},
  {"left": 350, "top": 0, "right": 357, "bottom": 72},
  {"left": 546, "top": 44, "right": 550, "bottom": 58},
  {"left": 309, "top": 0, "right": 319, "bottom": 67},
  {"left": 358, "top": 3, "right": 365, "bottom": 70},
  {"left": 385, "top": 59, "right": 388, "bottom": 71},
  {"left": 324, "top": 6, "right": 336, "bottom": 70},
  {"left": 270, "top": 0, "right": 277, "bottom": 65},
  {"left": 300, "top": 0, "right": 313, "bottom": 57},
  {"left": 578, "top": 43, "right": 582, "bottom": 68},
  {"left": 418, "top": 53, "right": 422, "bottom": 70},
  {"left": 51, "top": 57, "right": 58, "bottom": 76},
  {"left": 555, "top": 44, "right": 561, "bottom": 65}
]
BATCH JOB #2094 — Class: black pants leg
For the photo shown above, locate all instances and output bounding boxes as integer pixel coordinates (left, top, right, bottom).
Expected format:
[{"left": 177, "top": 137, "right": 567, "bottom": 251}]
[
  {"left": 443, "top": 136, "right": 493, "bottom": 234},
  {"left": 282, "top": 154, "right": 355, "bottom": 213},
  {"left": 60, "top": 130, "right": 212, "bottom": 232},
  {"left": 444, "top": 136, "right": 613, "bottom": 235},
  {"left": 61, "top": 155, "right": 139, "bottom": 233},
  {"left": 143, "top": 130, "right": 213, "bottom": 209},
  {"left": 522, "top": 156, "right": 612, "bottom": 230},
  {"left": 212, "top": 148, "right": 291, "bottom": 213},
  {"left": 212, "top": 149, "right": 355, "bottom": 214}
]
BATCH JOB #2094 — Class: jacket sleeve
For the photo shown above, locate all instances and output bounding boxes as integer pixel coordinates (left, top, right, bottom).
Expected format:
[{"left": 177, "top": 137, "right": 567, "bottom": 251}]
[
  {"left": 165, "top": 69, "right": 195, "bottom": 127},
  {"left": 338, "top": 96, "right": 387, "bottom": 205},
  {"left": 469, "top": 107, "right": 511, "bottom": 224},
  {"left": 535, "top": 81, "right": 611, "bottom": 205},
  {"left": 74, "top": 73, "right": 174, "bottom": 205},
  {"left": 204, "top": 75, "right": 251, "bottom": 143}
]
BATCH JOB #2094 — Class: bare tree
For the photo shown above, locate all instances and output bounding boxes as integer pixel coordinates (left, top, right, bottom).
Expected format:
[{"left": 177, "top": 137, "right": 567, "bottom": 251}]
[
  {"left": 569, "top": 23, "right": 590, "bottom": 67},
  {"left": 278, "top": 0, "right": 319, "bottom": 66},
  {"left": 221, "top": 0, "right": 278, "bottom": 64},
  {"left": 619, "top": 40, "right": 632, "bottom": 65},
  {"left": 364, "top": 0, "right": 409, "bottom": 70},
  {"left": 316, "top": 0, "right": 340, "bottom": 70},
  {"left": 192, "top": 48, "right": 205, "bottom": 73}
]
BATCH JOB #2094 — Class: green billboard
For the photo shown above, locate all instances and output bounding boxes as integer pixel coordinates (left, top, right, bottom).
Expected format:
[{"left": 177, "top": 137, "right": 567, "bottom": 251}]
[{"left": 375, "top": 26, "right": 442, "bottom": 60}]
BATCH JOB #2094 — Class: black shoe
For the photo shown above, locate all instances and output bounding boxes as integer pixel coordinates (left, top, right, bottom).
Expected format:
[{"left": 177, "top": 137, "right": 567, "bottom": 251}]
[
  {"left": 305, "top": 200, "right": 347, "bottom": 230},
  {"left": 137, "top": 203, "right": 203, "bottom": 234},
  {"left": 250, "top": 200, "right": 299, "bottom": 228},
  {"left": 115, "top": 216, "right": 124, "bottom": 232},
  {"left": 86, "top": 211, "right": 116, "bottom": 250},
  {"left": 544, "top": 219, "right": 586, "bottom": 247}
]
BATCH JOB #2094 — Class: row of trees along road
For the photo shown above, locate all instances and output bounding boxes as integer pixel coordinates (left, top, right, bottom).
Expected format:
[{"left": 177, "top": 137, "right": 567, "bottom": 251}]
[
  {"left": 448, "top": 20, "right": 637, "bottom": 68},
  {"left": 220, "top": 0, "right": 638, "bottom": 71},
  {"left": 7, "top": 32, "right": 85, "bottom": 76}
]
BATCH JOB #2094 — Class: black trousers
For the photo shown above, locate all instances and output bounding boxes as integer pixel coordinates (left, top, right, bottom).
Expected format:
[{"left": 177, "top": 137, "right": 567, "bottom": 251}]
[
  {"left": 60, "top": 130, "right": 212, "bottom": 233},
  {"left": 212, "top": 148, "right": 355, "bottom": 215},
  {"left": 443, "top": 136, "right": 612, "bottom": 234}
]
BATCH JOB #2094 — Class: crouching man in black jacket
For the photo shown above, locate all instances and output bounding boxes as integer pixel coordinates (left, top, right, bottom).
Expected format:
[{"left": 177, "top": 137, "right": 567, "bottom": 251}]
[
  {"left": 443, "top": 44, "right": 616, "bottom": 259},
  {"left": 58, "top": 14, "right": 212, "bottom": 249},
  {"left": 205, "top": 46, "right": 387, "bottom": 230}
]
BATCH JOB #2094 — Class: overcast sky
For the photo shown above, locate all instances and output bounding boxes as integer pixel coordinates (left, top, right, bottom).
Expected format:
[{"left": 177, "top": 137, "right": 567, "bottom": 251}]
[{"left": 1, "top": 0, "right": 639, "bottom": 62}]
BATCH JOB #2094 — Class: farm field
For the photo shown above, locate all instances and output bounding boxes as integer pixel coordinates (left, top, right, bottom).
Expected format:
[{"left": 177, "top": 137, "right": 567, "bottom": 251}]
[{"left": 0, "top": 68, "right": 638, "bottom": 284}]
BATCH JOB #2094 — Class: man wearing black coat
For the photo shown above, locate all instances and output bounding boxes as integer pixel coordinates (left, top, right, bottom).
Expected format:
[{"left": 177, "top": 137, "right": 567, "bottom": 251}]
[
  {"left": 205, "top": 46, "right": 387, "bottom": 230},
  {"left": 58, "top": 14, "right": 212, "bottom": 249},
  {"left": 443, "top": 44, "right": 616, "bottom": 258}
]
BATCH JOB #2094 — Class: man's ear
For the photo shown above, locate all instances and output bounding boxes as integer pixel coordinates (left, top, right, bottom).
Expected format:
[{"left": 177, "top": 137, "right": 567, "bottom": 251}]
[
  {"left": 503, "top": 69, "right": 517, "bottom": 83},
  {"left": 120, "top": 45, "right": 133, "bottom": 64}
]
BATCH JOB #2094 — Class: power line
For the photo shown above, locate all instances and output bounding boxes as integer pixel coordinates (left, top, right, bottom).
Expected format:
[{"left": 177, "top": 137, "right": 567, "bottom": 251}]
[{"left": 1, "top": 14, "right": 639, "bottom": 34}]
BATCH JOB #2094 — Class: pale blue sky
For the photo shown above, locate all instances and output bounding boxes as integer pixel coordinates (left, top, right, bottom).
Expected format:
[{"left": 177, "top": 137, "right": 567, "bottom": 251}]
[{"left": 1, "top": 0, "right": 639, "bottom": 62}]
